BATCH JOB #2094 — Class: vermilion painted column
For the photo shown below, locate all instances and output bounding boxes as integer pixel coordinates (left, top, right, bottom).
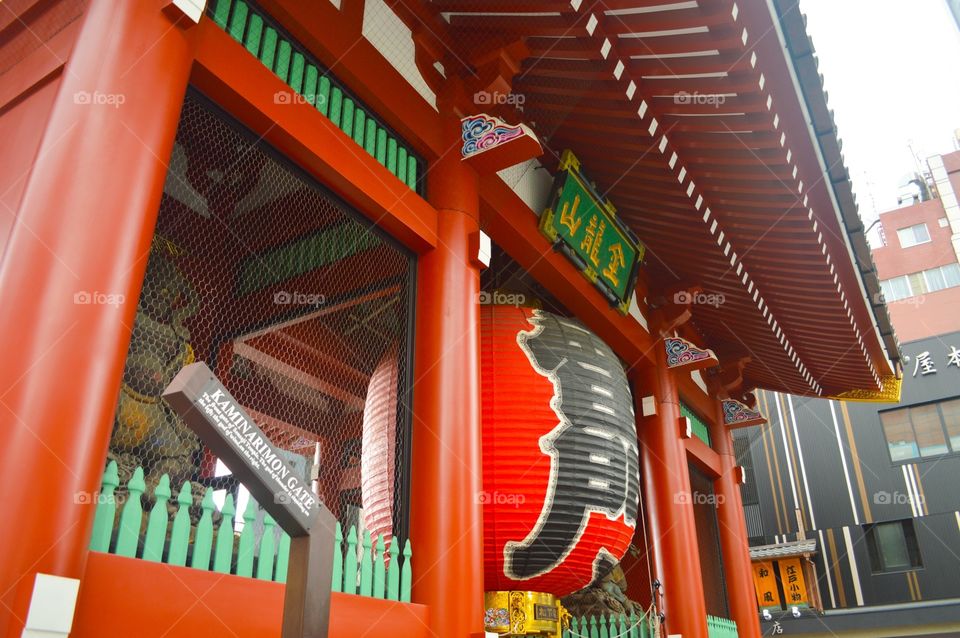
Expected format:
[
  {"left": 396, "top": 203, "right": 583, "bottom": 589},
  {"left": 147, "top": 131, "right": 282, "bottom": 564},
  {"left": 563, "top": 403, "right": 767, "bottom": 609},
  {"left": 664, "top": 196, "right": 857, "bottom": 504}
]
[
  {"left": 0, "top": 2, "right": 194, "bottom": 632},
  {"left": 710, "top": 411, "right": 762, "bottom": 638},
  {"left": 633, "top": 342, "right": 708, "bottom": 638},
  {"left": 409, "top": 109, "right": 485, "bottom": 637}
]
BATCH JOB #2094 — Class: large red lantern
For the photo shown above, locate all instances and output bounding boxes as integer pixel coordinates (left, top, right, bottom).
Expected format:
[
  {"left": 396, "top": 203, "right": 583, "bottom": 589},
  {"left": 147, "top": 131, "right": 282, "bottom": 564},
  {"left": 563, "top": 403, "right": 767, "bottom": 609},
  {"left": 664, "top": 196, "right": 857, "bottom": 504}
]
[{"left": 481, "top": 305, "right": 640, "bottom": 600}]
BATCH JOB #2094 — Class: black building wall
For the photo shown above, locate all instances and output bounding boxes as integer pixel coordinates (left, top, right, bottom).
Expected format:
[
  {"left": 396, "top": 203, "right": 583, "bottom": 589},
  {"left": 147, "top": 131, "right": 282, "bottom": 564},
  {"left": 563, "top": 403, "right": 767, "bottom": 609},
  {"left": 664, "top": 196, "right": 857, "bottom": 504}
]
[{"left": 737, "top": 330, "right": 960, "bottom": 611}]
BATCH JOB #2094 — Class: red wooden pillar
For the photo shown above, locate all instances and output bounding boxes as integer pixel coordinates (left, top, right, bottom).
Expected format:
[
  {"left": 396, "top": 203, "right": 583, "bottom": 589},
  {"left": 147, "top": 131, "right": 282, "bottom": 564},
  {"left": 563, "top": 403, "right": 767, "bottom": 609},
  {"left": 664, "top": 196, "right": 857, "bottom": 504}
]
[
  {"left": 633, "top": 342, "right": 708, "bottom": 638},
  {"left": 409, "top": 108, "right": 485, "bottom": 637},
  {"left": 0, "top": 2, "right": 194, "bottom": 632},
  {"left": 710, "top": 412, "right": 762, "bottom": 638}
]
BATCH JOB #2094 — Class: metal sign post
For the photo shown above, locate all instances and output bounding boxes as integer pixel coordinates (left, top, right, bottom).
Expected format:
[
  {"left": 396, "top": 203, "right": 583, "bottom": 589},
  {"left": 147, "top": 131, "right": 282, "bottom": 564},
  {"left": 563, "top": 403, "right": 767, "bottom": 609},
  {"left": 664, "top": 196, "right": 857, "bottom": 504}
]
[{"left": 164, "top": 362, "right": 335, "bottom": 638}]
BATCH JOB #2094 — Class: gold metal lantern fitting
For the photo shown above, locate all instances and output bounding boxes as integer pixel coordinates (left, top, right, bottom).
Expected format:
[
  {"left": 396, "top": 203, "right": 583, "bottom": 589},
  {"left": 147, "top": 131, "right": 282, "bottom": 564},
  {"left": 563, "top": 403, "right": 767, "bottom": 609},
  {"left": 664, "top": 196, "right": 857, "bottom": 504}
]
[{"left": 484, "top": 591, "right": 570, "bottom": 637}]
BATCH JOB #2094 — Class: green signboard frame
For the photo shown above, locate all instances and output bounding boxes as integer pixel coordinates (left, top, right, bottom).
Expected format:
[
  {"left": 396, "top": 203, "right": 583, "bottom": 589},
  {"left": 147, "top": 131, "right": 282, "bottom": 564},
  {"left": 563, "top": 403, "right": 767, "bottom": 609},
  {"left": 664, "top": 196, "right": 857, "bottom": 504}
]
[{"left": 539, "top": 150, "right": 644, "bottom": 314}]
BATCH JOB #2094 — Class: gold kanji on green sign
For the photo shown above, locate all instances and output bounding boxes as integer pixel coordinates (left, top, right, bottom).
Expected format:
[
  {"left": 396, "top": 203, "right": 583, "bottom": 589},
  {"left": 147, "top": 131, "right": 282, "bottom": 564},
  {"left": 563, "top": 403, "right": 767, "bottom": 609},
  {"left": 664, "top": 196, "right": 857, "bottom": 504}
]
[{"left": 539, "top": 150, "right": 644, "bottom": 313}]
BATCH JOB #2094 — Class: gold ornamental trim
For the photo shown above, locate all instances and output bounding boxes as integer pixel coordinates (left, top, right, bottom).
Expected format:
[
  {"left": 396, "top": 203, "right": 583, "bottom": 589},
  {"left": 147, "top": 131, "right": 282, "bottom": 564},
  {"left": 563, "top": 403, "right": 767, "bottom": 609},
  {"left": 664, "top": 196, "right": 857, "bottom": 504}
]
[
  {"left": 484, "top": 591, "right": 569, "bottom": 637},
  {"left": 828, "top": 374, "right": 902, "bottom": 403}
]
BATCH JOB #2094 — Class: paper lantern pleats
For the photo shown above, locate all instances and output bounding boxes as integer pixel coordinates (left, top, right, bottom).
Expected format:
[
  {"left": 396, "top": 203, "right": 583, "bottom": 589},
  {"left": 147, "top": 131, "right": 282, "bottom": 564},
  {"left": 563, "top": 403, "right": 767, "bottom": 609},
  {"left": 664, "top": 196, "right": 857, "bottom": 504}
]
[
  {"left": 481, "top": 306, "right": 640, "bottom": 597},
  {"left": 361, "top": 347, "right": 399, "bottom": 547}
]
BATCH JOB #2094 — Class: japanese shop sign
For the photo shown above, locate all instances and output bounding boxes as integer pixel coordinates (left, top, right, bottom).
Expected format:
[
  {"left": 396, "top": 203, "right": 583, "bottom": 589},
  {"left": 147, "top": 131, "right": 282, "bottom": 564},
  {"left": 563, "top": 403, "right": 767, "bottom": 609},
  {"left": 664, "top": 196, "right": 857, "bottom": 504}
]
[
  {"left": 777, "top": 558, "right": 809, "bottom": 607},
  {"left": 539, "top": 150, "right": 644, "bottom": 314},
  {"left": 911, "top": 345, "right": 960, "bottom": 377},
  {"left": 752, "top": 561, "right": 782, "bottom": 610}
]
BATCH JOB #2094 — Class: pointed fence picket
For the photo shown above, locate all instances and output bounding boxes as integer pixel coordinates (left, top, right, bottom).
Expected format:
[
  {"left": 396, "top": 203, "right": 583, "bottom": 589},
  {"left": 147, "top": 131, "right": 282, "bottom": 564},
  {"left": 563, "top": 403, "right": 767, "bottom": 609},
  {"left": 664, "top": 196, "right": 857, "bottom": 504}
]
[
  {"left": 236, "top": 495, "right": 258, "bottom": 577},
  {"left": 89, "top": 461, "right": 119, "bottom": 552},
  {"left": 143, "top": 474, "right": 171, "bottom": 562},
  {"left": 114, "top": 467, "right": 144, "bottom": 558},
  {"left": 386, "top": 535, "right": 400, "bottom": 601},
  {"left": 168, "top": 481, "right": 193, "bottom": 566},
  {"left": 358, "top": 530, "right": 373, "bottom": 597},
  {"left": 191, "top": 489, "right": 215, "bottom": 570},
  {"left": 212, "top": 494, "right": 236, "bottom": 573},
  {"left": 342, "top": 525, "right": 358, "bottom": 594},
  {"left": 372, "top": 535, "right": 385, "bottom": 599},
  {"left": 88, "top": 463, "right": 413, "bottom": 602}
]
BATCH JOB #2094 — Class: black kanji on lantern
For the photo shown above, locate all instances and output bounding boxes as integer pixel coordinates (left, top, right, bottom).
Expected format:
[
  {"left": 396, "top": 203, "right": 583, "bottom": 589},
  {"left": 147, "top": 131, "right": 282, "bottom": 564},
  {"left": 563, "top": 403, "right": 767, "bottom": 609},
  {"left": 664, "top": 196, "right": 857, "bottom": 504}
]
[{"left": 504, "top": 312, "right": 640, "bottom": 580}]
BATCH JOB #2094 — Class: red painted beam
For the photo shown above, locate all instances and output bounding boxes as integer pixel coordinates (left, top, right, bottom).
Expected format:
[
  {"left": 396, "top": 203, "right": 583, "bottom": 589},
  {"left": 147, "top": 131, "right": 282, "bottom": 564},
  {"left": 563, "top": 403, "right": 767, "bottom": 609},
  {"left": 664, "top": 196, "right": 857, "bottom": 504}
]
[
  {"left": 233, "top": 340, "right": 367, "bottom": 410},
  {"left": 685, "top": 435, "right": 722, "bottom": 478}
]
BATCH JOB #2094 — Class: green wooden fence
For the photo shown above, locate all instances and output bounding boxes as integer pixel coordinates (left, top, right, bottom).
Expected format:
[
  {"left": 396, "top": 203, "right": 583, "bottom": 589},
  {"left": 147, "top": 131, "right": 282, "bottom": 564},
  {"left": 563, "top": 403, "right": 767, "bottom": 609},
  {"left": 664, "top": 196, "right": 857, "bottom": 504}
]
[
  {"left": 563, "top": 611, "right": 655, "bottom": 638},
  {"left": 89, "top": 461, "right": 412, "bottom": 601},
  {"left": 706, "top": 615, "right": 739, "bottom": 638},
  {"left": 207, "top": 0, "right": 422, "bottom": 193},
  {"left": 562, "top": 612, "right": 736, "bottom": 638}
]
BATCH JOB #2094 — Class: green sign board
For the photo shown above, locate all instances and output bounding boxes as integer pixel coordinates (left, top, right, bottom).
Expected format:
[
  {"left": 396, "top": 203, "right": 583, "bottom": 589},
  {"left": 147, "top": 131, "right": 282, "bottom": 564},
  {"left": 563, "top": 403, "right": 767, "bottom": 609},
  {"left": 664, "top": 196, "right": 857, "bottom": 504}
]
[{"left": 539, "top": 150, "right": 644, "bottom": 313}]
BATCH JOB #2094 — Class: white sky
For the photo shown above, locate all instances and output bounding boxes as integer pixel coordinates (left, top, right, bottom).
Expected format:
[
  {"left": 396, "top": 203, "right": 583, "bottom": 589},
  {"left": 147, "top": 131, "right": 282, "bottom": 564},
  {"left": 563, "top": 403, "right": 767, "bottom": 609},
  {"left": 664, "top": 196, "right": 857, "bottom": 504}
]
[{"left": 799, "top": 0, "right": 960, "bottom": 226}]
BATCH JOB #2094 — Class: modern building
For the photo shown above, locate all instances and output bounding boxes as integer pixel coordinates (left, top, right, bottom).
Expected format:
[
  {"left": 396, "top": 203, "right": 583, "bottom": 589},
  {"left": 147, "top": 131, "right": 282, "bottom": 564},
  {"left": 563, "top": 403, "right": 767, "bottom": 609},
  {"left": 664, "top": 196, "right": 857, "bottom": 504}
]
[
  {"left": 738, "top": 150, "right": 960, "bottom": 637},
  {"left": 0, "top": 2, "right": 901, "bottom": 638},
  {"left": 874, "top": 150, "right": 960, "bottom": 342}
]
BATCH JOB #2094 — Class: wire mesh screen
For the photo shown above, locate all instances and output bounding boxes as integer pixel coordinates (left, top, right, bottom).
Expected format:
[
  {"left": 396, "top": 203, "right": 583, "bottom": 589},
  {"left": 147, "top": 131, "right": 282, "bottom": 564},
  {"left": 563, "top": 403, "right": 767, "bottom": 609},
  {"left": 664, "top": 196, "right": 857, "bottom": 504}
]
[
  {"left": 106, "top": 90, "right": 415, "bottom": 546},
  {"left": 480, "top": 244, "right": 571, "bottom": 316}
]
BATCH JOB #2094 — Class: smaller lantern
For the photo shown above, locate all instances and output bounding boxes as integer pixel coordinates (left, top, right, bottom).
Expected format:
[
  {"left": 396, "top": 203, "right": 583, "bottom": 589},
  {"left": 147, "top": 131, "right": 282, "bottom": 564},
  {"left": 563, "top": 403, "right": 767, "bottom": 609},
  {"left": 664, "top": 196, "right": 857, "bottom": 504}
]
[{"left": 360, "top": 346, "right": 399, "bottom": 547}]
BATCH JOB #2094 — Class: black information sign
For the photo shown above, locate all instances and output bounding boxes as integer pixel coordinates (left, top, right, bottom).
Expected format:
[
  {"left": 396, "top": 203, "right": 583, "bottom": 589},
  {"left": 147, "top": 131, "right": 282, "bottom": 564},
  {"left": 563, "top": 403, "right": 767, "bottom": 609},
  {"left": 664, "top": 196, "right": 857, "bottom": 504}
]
[{"left": 164, "top": 362, "right": 335, "bottom": 638}]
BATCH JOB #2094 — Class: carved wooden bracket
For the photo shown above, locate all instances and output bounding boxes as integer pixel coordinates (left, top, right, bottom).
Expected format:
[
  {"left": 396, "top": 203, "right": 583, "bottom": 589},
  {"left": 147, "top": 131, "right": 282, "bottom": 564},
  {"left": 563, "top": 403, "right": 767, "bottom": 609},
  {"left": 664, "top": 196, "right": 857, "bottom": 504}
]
[
  {"left": 664, "top": 336, "right": 718, "bottom": 372},
  {"left": 722, "top": 398, "right": 766, "bottom": 428},
  {"left": 460, "top": 114, "right": 541, "bottom": 174}
]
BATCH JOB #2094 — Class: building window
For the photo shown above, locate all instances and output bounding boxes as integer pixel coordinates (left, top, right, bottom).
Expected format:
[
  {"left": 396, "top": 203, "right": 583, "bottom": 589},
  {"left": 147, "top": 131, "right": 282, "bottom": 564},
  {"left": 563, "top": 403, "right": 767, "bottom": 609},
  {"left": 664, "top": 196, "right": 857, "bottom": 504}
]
[
  {"left": 940, "top": 263, "right": 960, "bottom": 288},
  {"left": 897, "top": 223, "right": 931, "bottom": 248},
  {"left": 924, "top": 266, "right": 947, "bottom": 292},
  {"left": 879, "top": 264, "right": 960, "bottom": 301},
  {"left": 942, "top": 399, "right": 960, "bottom": 451},
  {"left": 910, "top": 404, "right": 949, "bottom": 456},
  {"left": 880, "top": 398, "right": 960, "bottom": 462},
  {"left": 864, "top": 520, "right": 923, "bottom": 573},
  {"left": 880, "top": 275, "right": 912, "bottom": 302}
]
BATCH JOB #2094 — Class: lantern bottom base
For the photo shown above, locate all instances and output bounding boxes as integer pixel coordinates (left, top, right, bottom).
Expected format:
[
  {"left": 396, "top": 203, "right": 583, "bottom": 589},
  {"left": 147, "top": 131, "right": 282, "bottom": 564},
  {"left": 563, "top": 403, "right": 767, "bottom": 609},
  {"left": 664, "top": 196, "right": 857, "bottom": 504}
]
[{"left": 484, "top": 590, "right": 570, "bottom": 637}]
